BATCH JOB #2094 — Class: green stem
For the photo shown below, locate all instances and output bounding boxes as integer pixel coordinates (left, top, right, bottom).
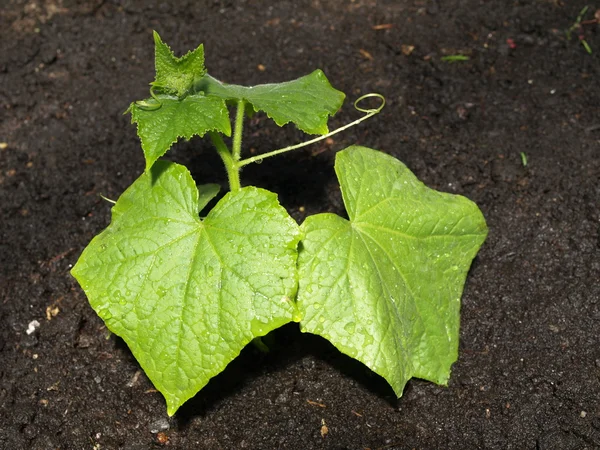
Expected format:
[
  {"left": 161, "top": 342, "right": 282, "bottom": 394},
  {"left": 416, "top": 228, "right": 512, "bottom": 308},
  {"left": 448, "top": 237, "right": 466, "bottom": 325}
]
[
  {"left": 209, "top": 132, "right": 241, "bottom": 191},
  {"left": 232, "top": 99, "right": 245, "bottom": 162},
  {"left": 238, "top": 93, "right": 385, "bottom": 168}
]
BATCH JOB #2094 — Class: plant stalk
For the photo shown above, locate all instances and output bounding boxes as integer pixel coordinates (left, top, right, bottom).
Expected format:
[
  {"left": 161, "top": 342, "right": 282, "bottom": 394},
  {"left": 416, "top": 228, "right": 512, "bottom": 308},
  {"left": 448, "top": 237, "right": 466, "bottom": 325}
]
[
  {"left": 232, "top": 99, "right": 245, "bottom": 162},
  {"left": 209, "top": 132, "right": 241, "bottom": 191}
]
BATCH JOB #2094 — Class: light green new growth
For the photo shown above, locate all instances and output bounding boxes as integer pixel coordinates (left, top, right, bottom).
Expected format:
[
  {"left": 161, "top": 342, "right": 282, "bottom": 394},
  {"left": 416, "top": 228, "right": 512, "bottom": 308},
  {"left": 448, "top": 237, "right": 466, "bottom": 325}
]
[
  {"left": 153, "top": 31, "right": 206, "bottom": 97},
  {"left": 297, "top": 146, "right": 488, "bottom": 395},
  {"left": 128, "top": 32, "right": 345, "bottom": 174}
]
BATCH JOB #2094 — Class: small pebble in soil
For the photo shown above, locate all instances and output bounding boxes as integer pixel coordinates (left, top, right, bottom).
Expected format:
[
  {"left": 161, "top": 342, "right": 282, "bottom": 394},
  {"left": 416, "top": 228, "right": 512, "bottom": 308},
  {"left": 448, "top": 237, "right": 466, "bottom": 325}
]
[
  {"left": 149, "top": 417, "right": 170, "bottom": 434},
  {"left": 26, "top": 320, "right": 40, "bottom": 335}
]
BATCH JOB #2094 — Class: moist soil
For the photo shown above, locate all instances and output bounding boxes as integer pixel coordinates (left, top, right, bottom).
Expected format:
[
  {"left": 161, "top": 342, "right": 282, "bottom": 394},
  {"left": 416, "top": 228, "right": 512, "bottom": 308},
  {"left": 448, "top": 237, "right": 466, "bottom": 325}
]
[{"left": 1, "top": 1, "right": 599, "bottom": 449}]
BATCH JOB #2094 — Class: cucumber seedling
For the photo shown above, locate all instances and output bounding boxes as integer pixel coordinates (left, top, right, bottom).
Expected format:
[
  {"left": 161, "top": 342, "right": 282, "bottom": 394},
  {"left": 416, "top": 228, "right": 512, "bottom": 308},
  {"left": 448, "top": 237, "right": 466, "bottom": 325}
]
[{"left": 72, "top": 32, "right": 487, "bottom": 416}]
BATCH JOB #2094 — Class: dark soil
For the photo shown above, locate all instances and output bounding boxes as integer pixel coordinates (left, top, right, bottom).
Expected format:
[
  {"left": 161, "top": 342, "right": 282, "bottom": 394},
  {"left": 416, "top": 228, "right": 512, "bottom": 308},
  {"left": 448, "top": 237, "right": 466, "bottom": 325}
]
[{"left": 1, "top": 1, "right": 599, "bottom": 449}]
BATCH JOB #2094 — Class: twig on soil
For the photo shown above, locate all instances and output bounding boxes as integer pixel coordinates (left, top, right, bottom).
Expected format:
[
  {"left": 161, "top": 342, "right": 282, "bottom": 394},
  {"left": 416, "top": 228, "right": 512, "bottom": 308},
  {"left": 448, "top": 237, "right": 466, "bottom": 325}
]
[
  {"left": 307, "top": 399, "right": 326, "bottom": 408},
  {"left": 372, "top": 23, "right": 394, "bottom": 30}
]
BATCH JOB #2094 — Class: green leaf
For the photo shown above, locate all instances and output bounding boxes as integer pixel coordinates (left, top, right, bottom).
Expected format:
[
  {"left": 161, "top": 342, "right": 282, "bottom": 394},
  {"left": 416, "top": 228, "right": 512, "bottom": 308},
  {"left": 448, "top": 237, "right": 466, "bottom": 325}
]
[
  {"left": 197, "top": 183, "right": 220, "bottom": 214},
  {"left": 153, "top": 31, "right": 206, "bottom": 97},
  {"left": 71, "top": 161, "right": 301, "bottom": 415},
  {"left": 129, "top": 94, "right": 231, "bottom": 171},
  {"left": 196, "top": 70, "right": 345, "bottom": 135},
  {"left": 297, "top": 146, "right": 487, "bottom": 396}
]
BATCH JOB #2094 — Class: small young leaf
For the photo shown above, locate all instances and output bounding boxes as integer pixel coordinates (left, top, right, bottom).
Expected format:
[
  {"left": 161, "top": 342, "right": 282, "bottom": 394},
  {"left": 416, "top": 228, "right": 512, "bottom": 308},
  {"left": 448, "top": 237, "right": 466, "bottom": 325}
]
[
  {"left": 196, "top": 70, "right": 345, "bottom": 135},
  {"left": 297, "top": 146, "right": 487, "bottom": 396},
  {"left": 197, "top": 183, "right": 220, "bottom": 214},
  {"left": 129, "top": 94, "right": 231, "bottom": 171},
  {"left": 71, "top": 161, "right": 301, "bottom": 415},
  {"left": 153, "top": 31, "right": 206, "bottom": 97}
]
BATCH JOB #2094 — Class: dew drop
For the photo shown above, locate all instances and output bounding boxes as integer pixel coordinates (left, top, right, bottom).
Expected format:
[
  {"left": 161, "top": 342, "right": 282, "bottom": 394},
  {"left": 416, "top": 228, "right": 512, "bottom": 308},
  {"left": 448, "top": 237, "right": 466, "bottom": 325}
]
[
  {"left": 250, "top": 318, "right": 268, "bottom": 336},
  {"left": 362, "top": 332, "right": 374, "bottom": 347},
  {"left": 319, "top": 316, "right": 325, "bottom": 324},
  {"left": 344, "top": 322, "right": 356, "bottom": 334}
]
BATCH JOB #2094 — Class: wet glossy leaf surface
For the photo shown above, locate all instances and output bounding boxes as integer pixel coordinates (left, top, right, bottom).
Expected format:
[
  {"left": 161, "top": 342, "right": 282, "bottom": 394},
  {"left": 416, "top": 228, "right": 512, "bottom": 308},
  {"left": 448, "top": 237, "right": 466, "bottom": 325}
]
[
  {"left": 129, "top": 94, "right": 231, "bottom": 171},
  {"left": 297, "top": 146, "right": 488, "bottom": 395},
  {"left": 196, "top": 70, "right": 345, "bottom": 135},
  {"left": 71, "top": 161, "right": 300, "bottom": 415}
]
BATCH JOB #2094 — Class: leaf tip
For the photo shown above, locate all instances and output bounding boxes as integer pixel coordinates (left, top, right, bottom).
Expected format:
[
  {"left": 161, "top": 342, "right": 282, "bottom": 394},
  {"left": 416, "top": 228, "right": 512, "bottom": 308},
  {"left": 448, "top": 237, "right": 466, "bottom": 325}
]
[
  {"left": 152, "top": 29, "right": 163, "bottom": 46},
  {"left": 166, "top": 403, "right": 179, "bottom": 417}
]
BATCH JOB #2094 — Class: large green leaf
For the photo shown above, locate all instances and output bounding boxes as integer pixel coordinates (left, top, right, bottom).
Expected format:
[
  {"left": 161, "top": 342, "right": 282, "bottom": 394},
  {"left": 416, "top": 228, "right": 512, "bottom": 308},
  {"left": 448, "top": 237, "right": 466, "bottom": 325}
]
[
  {"left": 297, "top": 146, "right": 487, "bottom": 395},
  {"left": 129, "top": 94, "right": 231, "bottom": 171},
  {"left": 71, "top": 161, "right": 300, "bottom": 415},
  {"left": 196, "top": 70, "right": 345, "bottom": 135}
]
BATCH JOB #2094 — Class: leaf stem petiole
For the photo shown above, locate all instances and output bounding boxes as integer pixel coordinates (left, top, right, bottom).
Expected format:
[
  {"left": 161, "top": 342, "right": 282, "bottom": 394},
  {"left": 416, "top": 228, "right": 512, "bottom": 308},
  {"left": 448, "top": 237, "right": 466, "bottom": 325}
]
[
  {"left": 232, "top": 99, "right": 245, "bottom": 162},
  {"left": 209, "top": 132, "right": 241, "bottom": 191},
  {"left": 237, "top": 93, "right": 385, "bottom": 168}
]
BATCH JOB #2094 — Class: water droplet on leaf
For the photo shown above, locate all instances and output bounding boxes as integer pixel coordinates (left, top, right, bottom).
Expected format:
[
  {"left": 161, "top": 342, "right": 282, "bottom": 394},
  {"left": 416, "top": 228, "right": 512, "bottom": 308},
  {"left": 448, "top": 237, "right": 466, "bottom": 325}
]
[{"left": 344, "top": 322, "right": 356, "bottom": 334}]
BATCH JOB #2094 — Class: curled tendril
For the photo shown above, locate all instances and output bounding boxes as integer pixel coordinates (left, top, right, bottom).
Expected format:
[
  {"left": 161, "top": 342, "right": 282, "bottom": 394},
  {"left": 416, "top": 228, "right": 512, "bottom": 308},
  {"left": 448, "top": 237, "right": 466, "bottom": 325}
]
[
  {"left": 238, "top": 92, "right": 386, "bottom": 168},
  {"left": 354, "top": 93, "right": 386, "bottom": 115},
  {"left": 135, "top": 85, "right": 163, "bottom": 111},
  {"left": 99, "top": 194, "right": 116, "bottom": 204}
]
